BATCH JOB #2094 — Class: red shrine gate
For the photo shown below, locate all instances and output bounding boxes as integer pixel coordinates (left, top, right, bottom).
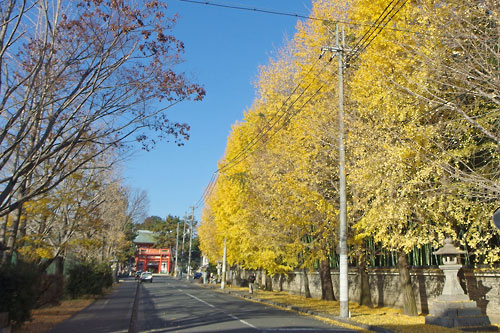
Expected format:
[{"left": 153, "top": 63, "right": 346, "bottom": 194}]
[{"left": 135, "top": 247, "right": 172, "bottom": 274}]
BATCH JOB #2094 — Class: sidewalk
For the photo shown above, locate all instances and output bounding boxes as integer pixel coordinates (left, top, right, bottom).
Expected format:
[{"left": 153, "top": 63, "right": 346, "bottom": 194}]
[
  {"left": 197, "top": 282, "right": 498, "bottom": 333},
  {"left": 49, "top": 279, "right": 137, "bottom": 333}
]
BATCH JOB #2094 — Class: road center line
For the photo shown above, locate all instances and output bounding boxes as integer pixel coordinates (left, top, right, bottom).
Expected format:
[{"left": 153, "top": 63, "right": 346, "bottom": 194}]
[{"left": 180, "top": 289, "right": 257, "bottom": 329}]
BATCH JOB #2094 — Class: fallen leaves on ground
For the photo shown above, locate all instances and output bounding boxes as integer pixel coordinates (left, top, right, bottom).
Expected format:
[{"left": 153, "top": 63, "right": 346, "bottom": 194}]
[
  {"left": 224, "top": 286, "right": 495, "bottom": 332},
  {"left": 13, "top": 298, "right": 95, "bottom": 333}
]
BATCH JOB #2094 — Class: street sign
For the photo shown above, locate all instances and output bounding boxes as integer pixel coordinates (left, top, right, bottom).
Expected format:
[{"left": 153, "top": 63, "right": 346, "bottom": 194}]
[{"left": 493, "top": 207, "right": 500, "bottom": 230}]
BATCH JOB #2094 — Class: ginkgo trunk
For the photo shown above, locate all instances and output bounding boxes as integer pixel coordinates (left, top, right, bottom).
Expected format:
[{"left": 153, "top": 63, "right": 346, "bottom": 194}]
[
  {"left": 397, "top": 252, "right": 418, "bottom": 316},
  {"left": 320, "top": 257, "right": 336, "bottom": 301},
  {"left": 358, "top": 254, "right": 373, "bottom": 307},
  {"left": 303, "top": 267, "right": 312, "bottom": 298}
]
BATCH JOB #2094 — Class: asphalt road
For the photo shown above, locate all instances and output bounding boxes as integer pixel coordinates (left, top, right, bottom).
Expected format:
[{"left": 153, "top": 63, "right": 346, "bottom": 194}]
[
  {"left": 136, "top": 276, "right": 355, "bottom": 333},
  {"left": 52, "top": 276, "right": 358, "bottom": 333}
]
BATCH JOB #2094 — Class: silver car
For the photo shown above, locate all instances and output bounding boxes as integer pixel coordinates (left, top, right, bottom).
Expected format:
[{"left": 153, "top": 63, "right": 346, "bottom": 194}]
[{"left": 140, "top": 271, "right": 153, "bottom": 283}]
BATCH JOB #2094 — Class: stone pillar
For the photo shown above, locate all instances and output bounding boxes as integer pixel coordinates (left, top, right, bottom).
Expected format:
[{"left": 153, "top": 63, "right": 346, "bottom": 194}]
[{"left": 439, "top": 264, "right": 468, "bottom": 300}]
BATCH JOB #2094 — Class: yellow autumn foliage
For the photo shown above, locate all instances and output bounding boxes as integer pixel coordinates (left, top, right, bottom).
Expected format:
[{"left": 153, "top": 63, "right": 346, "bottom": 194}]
[{"left": 200, "top": 0, "right": 500, "bottom": 272}]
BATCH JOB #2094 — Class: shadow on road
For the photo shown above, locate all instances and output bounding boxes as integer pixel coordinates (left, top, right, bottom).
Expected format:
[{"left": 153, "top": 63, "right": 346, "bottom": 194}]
[{"left": 135, "top": 278, "right": 350, "bottom": 332}]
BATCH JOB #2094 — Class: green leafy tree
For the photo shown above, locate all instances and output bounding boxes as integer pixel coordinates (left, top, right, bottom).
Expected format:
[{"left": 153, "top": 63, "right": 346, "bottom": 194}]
[
  {"left": 153, "top": 215, "right": 181, "bottom": 249},
  {"left": 137, "top": 216, "right": 164, "bottom": 231}
]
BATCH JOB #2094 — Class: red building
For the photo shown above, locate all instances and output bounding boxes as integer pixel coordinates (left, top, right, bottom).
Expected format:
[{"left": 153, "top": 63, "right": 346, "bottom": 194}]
[{"left": 134, "top": 230, "right": 172, "bottom": 274}]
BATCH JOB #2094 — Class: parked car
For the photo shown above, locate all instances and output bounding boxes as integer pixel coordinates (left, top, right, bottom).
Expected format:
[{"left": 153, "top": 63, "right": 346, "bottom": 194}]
[
  {"left": 193, "top": 272, "right": 202, "bottom": 280},
  {"left": 135, "top": 271, "right": 143, "bottom": 280},
  {"left": 140, "top": 271, "right": 153, "bottom": 283}
]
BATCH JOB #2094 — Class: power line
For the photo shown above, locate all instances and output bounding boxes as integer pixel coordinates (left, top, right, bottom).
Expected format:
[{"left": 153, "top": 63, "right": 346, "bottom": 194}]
[
  {"left": 211, "top": 57, "right": 329, "bottom": 176},
  {"left": 194, "top": 173, "right": 217, "bottom": 208},
  {"left": 216, "top": 59, "right": 324, "bottom": 174},
  {"left": 179, "top": 0, "right": 318, "bottom": 22},
  {"left": 178, "top": 0, "right": 452, "bottom": 38},
  {"left": 195, "top": 71, "right": 334, "bottom": 209},
  {"left": 193, "top": 0, "right": 409, "bottom": 209},
  {"left": 219, "top": 84, "right": 326, "bottom": 175},
  {"left": 194, "top": 82, "right": 320, "bottom": 208},
  {"left": 347, "top": 0, "right": 400, "bottom": 62},
  {"left": 319, "top": 4, "right": 408, "bottom": 317},
  {"left": 347, "top": 0, "right": 409, "bottom": 64},
  {"left": 216, "top": 74, "right": 316, "bottom": 174}
]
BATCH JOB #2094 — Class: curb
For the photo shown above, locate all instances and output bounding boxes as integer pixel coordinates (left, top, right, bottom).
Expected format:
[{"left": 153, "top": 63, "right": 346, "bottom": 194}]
[
  {"left": 209, "top": 286, "right": 393, "bottom": 333},
  {"left": 128, "top": 281, "right": 140, "bottom": 333}
]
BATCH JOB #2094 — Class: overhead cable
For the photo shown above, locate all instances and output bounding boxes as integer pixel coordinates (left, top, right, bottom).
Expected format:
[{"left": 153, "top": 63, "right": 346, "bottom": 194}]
[
  {"left": 192, "top": 0, "right": 409, "bottom": 209},
  {"left": 178, "top": 0, "right": 451, "bottom": 38},
  {"left": 347, "top": 0, "right": 409, "bottom": 64}
]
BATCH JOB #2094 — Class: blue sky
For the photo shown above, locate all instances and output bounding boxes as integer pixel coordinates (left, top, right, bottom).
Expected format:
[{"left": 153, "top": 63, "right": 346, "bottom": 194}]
[{"left": 124, "top": 0, "right": 313, "bottom": 221}]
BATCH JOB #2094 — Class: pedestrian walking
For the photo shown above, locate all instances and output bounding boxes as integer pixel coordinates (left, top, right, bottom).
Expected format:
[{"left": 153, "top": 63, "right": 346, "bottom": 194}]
[{"left": 248, "top": 273, "right": 256, "bottom": 294}]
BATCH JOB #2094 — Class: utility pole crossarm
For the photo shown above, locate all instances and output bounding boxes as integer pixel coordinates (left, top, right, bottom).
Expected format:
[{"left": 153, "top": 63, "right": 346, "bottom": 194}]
[{"left": 319, "top": 45, "right": 352, "bottom": 63}]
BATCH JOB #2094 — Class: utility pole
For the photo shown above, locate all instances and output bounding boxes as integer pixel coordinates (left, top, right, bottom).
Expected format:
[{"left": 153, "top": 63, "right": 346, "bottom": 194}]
[
  {"left": 187, "top": 206, "right": 195, "bottom": 280},
  {"left": 321, "top": 24, "right": 350, "bottom": 318},
  {"left": 174, "top": 221, "right": 180, "bottom": 277},
  {"left": 221, "top": 237, "right": 227, "bottom": 290},
  {"left": 180, "top": 216, "right": 187, "bottom": 279},
  {"left": 337, "top": 24, "right": 349, "bottom": 319}
]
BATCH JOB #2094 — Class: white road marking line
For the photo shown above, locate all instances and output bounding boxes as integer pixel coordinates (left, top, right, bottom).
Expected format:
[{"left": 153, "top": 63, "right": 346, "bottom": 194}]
[
  {"left": 262, "top": 327, "right": 350, "bottom": 333},
  {"left": 183, "top": 291, "right": 215, "bottom": 308},
  {"left": 100, "top": 299, "right": 109, "bottom": 309},
  {"left": 227, "top": 313, "right": 257, "bottom": 329},
  {"left": 179, "top": 289, "right": 257, "bottom": 329}
]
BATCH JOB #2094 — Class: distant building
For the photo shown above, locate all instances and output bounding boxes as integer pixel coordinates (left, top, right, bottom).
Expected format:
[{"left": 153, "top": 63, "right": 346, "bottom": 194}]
[{"left": 133, "top": 230, "right": 172, "bottom": 274}]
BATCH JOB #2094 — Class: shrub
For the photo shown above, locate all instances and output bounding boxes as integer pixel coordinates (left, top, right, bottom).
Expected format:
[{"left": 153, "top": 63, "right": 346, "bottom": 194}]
[
  {"left": 66, "top": 262, "right": 113, "bottom": 298},
  {"left": 35, "top": 274, "right": 64, "bottom": 308},
  {"left": 0, "top": 261, "right": 41, "bottom": 324}
]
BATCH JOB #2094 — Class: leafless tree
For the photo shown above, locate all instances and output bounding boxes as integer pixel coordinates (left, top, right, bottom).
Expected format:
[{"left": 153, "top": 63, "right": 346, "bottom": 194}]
[
  {"left": 386, "top": 0, "right": 500, "bottom": 199},
  {"left": 125, "top": 187, "right": 149, "bottom": 225},
  {"left": 0, "top": 0, "right": 204, "bottom": 220}
]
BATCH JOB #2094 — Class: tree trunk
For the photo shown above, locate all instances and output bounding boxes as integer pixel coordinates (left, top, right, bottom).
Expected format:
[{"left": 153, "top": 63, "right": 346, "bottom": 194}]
[
  {"left": 265, "top": 271, "right": 273, "bottom": 291},
  {"left": 397, "top": 252, "right": 418, "bottom": 316},
  {"left": 55, "top": 256, "right": 65, "bottom": 275},
  {"left": 279, "top": 274, "right": 284, "bottom": 292},
  {"left": 320, "top": 257, "right": 336, "bottom": 301},
  {"left": 0, "top": 213, "right": 8, "bottom": 261},
  {"left": 3, "top": 206, "right": 23, "bottom": 265},
  {"left": 113, "top": 258, "right": 119, "bottom": 283},
  {"left": 38, "top": 250, "right": 62, "bottom": 273},
  {"left": 303, "top": 267, "right": 312, "bottom": 298},
  {"left": 234, "top": 266, "right": 242, "bottom": 287},
  {"left": 358, "top": 254, "right": 373, "bottom": 307}
]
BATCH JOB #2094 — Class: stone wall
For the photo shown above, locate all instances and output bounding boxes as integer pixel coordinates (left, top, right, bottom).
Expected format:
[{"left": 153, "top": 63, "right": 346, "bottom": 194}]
[{"left": 231, "top": 268, "right": 500, "bottom": 324}]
